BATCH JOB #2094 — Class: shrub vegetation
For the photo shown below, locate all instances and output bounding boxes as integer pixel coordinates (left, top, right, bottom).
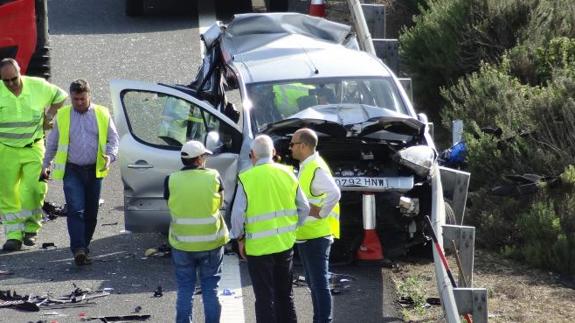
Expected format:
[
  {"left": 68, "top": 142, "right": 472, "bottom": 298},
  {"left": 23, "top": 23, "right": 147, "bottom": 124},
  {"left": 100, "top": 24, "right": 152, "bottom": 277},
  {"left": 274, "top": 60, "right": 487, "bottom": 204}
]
[{"left": 401, "top": 0, "right": 575, "bottom": 274}]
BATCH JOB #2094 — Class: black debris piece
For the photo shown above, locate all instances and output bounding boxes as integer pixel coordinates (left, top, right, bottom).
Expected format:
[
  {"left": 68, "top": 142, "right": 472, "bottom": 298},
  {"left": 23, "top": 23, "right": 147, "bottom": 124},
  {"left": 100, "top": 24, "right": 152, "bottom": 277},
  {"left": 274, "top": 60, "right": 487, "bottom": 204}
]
[
  {"left": 83, "top": 314, "right": 151, "bottom": 322},
  {"left": 42, "top": 201, "right": 66, "bottom": 220},
  {"left": 41, "top": 242, "right": 56, "bottom": 249},
  {"left": 153, "top": 286, "right": 163, "bottom": 298},
  {"left": 426, "top": 297, "right": 441, "bottom": 305},
  {"left": 133, "top": 305, "right": 142, "bottom": 313},
  {"left": 101, "top": 222, "right": 118, "bottom": 226}
]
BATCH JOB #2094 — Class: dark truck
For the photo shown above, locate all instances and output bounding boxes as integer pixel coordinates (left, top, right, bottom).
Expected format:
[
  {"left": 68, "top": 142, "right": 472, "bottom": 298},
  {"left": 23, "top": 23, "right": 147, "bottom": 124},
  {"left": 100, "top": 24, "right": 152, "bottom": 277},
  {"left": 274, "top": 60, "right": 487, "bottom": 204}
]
[{"left": 0, "top": 0, "right": 51, "bottom": 79}]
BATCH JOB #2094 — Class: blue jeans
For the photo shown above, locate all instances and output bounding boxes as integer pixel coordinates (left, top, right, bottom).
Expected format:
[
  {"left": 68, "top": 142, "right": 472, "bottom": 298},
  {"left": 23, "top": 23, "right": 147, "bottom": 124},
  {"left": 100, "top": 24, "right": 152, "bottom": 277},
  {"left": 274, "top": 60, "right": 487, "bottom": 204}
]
[
  {"left": 172, "top": 246, "right": 224, "bottom": 323},
  {"left": 297, "top": 237, "right": 333, "bottom": 323},
  {"left": 63, "top": 163, "right": 102, "bottom": 254}
]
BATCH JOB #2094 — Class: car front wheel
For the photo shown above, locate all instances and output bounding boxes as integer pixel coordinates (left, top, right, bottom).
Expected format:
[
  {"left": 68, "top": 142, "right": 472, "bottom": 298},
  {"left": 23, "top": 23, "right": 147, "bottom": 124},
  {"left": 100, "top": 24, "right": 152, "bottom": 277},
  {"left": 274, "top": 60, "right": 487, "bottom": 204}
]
[{"left": 125, "top": 0, "right": 144, "bottom": 16}]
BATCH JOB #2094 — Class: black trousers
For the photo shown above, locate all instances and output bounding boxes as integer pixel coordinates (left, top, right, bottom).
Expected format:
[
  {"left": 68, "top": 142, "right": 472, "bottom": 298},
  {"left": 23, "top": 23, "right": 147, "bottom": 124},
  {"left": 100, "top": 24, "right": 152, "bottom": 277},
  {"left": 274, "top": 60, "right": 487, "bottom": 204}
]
[{"left": 247, "top": 248, "right": 297, "bottom": 323}]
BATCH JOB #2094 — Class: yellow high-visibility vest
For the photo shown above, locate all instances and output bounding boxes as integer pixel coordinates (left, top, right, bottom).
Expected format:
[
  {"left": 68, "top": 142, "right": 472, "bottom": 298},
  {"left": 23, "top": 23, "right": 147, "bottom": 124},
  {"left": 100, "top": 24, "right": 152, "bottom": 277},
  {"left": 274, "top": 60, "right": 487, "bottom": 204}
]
[
  {"left": 168, "top": 168, "right": 229, "bottom": 252},
  {"left": 0, "top": 76, "right": 67, "bottom": 147},
  {"left": 296, "top": 155, "right": 340, "bottom": 240},
  {"left": 52, "top": 105, "right": 110, "bottom": 179},
  {"left": 239, "top": 163, "right": 299, "bottom": 256}
]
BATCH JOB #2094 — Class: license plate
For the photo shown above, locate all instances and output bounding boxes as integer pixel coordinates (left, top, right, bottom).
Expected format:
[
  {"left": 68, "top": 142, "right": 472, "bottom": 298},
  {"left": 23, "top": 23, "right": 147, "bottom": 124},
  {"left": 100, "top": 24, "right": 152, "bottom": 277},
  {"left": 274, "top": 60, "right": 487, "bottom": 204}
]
[{"left": 334, "top": 176, "right": 414, "bottom": 192}]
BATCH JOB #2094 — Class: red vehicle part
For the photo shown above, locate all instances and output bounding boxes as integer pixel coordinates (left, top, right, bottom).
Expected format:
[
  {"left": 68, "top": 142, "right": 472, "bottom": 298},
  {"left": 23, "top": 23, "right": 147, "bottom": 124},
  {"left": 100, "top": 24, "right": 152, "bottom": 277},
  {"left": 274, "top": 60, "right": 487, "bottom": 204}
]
[{"left": 0, "top": 0, "right": 50, "bottom": 79}]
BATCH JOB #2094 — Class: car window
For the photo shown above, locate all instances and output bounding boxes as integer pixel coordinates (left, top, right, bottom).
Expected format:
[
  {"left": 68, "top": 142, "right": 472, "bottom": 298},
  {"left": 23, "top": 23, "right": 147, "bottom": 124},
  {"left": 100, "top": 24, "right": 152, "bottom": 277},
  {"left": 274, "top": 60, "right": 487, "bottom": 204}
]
[
  {"left": 121, "top": 90, "right": 240, "bottom": 151},
  {"left": 246, "top": 77, "right": 408, "bottom": 132}
]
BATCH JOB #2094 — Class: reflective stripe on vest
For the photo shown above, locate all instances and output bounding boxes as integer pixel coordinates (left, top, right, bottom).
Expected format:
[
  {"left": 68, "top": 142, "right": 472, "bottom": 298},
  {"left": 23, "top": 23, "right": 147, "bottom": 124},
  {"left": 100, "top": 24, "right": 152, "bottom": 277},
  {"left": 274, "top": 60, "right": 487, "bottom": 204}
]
[
  {"left": 296, "top": 155, "right": 341, "bottom": 240},
  {"left": 168, "top": 168, "right": 229, "bottom": 252},
  {"left": 239, "top": 163, "right": 299, "bottom": 256},
  {"left": 52, "top": 105, "right": 110, "bottom": 180}
]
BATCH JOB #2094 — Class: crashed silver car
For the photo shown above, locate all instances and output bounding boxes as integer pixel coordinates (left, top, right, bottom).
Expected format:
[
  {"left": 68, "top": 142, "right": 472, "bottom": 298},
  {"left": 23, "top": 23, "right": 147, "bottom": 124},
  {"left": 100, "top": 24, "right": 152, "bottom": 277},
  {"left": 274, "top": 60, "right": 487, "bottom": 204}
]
[{"left": 111, "top": 13, "right": 450, "bottom": 261}]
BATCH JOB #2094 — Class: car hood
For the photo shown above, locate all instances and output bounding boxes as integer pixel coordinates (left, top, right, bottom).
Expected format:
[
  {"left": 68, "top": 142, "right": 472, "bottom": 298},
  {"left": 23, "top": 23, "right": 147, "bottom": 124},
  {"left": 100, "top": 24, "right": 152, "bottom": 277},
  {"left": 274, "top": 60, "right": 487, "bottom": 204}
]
[{"left": 262, "top": 104, "right": 426, "bottom": 138}]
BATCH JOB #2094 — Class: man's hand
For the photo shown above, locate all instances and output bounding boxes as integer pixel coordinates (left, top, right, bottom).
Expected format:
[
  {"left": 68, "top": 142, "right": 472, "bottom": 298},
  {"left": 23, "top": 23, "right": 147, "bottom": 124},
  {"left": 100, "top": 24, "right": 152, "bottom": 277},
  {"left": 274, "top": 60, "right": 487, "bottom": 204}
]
[
  {"left": 309, "top": 204, "right": 322, "bottom": 219},
  {"left": 101, "top": 154, "right": 111, "bottom": 171},
  {"left": 43, "top": 117, "right": 54, "bottom": 130},
  {"left": 237, "top": 238, "right": 247, "bottom": 261},
  {"left": 40, "top": 168, "right": 50, "bottom": 181}
]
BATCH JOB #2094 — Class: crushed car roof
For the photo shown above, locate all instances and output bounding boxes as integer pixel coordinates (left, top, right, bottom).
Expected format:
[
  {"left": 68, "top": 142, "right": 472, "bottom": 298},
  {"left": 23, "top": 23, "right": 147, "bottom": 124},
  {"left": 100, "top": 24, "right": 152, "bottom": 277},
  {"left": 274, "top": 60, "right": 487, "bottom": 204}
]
[{"left": 218, "top": 13, "right": 392, "bottom": 84}]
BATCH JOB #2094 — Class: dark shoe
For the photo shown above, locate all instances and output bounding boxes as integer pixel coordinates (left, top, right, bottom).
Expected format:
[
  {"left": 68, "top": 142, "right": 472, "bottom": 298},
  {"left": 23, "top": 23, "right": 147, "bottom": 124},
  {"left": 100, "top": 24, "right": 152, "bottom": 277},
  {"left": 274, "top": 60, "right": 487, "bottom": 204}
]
[
  {"left": 23, "top": 233, "right": 37, "bottom": 246},
  {"left": 3, "top": 239, "right": 22, "bottom": 252},
  {"left": 74, "top": 249, "right": 88, "bottom": 266}
]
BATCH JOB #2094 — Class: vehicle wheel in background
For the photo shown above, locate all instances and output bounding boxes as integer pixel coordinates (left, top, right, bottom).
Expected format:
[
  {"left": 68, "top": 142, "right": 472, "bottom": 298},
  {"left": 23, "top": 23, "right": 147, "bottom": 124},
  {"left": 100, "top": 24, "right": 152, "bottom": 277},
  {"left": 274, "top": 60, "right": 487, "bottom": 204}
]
[
  {"left": 266, "top": 0, "right": 288, "bottom": 12},
  {"left": 125, "top": 0, "right": 144, "bottom": 16},
  {"left": 217, "top": 0, "right": 252, "bottom": 14},
  {"left": 26, "top": 47, "right": 50, "bottom": 79}
]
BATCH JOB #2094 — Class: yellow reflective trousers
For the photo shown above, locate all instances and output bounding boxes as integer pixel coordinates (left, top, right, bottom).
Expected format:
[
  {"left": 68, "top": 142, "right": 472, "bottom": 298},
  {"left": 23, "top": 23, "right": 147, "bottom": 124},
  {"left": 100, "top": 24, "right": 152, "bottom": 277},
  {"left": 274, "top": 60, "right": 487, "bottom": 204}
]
[{"left": 0, "top": 140, "right": 46, "bottom": 240}]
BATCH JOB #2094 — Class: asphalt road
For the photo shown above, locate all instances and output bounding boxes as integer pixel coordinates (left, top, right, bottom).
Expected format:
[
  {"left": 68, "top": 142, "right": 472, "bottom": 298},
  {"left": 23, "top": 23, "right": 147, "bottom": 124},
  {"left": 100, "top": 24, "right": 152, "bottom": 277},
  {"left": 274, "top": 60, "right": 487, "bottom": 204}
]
[{"left": 0, "top": 1, "right": 402, "bottom": 322}]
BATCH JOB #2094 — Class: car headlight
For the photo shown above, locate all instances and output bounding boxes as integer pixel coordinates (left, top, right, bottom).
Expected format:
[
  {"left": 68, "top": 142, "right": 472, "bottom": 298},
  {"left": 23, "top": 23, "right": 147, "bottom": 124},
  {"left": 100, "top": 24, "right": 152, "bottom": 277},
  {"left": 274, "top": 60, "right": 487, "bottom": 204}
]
[{"left": 395, "top": 145, "right": 437, "bottom": 177}]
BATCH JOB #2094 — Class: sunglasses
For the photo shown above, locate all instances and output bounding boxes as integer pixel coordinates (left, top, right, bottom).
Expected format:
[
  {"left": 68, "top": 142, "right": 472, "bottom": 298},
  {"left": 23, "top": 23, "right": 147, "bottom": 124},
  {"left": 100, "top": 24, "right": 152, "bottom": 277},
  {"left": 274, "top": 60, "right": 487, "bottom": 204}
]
[
  {"left": 289, "top": 142, "right": 302, "bottom": 148},
  {"left": 2, "top": 76, "right": 18, "bottom": 84}
]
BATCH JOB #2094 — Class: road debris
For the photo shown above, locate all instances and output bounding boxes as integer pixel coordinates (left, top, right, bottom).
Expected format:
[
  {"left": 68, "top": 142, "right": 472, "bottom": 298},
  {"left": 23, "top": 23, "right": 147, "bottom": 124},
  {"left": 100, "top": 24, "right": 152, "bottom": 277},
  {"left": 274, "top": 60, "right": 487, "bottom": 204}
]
[
  {"left": 82, "top": 314, "right": 151, "bottom": 322},
  {"left": 41, "top": 242, "right": 56, "bottom": 249},
  {"left": 42, "top": 201, "right": 66, "bottom": 220},
  {"left": 101, "top": 222, "right": 118, "bottom": 226},
  {"left": 0, "top": 285, "right": 110, "bottom": 312},
  {"left": 144, "top": 243, "right": 171, "bottom": 257},
  {"left": 0, "top": 270, "right": 13, "bottom": 276},
  {"left": 152, "top": 286, "right": 163, "bottom": 298}
]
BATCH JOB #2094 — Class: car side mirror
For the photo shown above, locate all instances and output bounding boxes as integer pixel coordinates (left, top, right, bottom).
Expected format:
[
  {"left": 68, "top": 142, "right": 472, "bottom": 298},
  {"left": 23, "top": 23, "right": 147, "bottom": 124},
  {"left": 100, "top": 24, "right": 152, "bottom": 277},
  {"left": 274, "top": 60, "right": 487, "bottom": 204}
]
[{"left": 205, "top": 131, "right": 222, "bottom": 153}]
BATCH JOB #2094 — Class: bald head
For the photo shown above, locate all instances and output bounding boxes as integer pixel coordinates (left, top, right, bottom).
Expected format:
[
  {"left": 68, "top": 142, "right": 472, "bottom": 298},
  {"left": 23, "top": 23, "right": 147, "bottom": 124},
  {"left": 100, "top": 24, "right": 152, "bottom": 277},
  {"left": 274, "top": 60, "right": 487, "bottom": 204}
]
[
  {"left": 294, "top": 128, "right": 318, "bottom": 149},
  {"left": 290, "top": 128, "right": 318, "bottom": 161}
]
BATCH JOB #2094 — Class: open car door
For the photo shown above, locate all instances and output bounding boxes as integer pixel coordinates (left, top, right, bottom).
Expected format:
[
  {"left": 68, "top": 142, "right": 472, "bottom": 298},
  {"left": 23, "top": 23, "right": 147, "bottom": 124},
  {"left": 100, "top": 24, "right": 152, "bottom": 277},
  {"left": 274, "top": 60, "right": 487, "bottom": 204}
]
[{"left": 110, "top": 80, "right": 242, "bottom": 232}]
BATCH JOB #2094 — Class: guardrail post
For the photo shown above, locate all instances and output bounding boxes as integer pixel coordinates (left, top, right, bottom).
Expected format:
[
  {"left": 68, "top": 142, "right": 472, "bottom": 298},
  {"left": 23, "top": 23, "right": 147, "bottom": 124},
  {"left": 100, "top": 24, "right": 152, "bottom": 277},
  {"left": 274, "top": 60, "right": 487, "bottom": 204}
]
[
  {"left": 443, "top": 225, "right": 475, "bottom": 287},
  {"left": 361, "top": 4, "right": 386, "bottom": 38},
  {"left": 439, "top": 166, "right": 470, "bottom": 224},
  {"left": 398, "top": 77, "right": 413, "bottom": 102},
  {"left": 453, "top": 288, "right": 488, "bottom": 323},
  {"left": 372, "top": 39, "right": 399, "bottom": 74}
]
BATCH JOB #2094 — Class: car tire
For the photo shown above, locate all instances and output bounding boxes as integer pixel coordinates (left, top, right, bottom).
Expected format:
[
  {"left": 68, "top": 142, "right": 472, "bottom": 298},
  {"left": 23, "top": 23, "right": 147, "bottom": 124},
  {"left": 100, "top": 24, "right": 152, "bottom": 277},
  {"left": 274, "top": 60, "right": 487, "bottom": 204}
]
[
  {"left": 27, "top": 0, "right": 50, "bottom": 79},
  {"left": 26, "top": 47, "right": 51, "bottom": 79},
  {"left": 266, "top": 0, "right": 288, "bottom": 12},
  {"left": 125, "top": 0, "right": 144, "bottom": 17}
]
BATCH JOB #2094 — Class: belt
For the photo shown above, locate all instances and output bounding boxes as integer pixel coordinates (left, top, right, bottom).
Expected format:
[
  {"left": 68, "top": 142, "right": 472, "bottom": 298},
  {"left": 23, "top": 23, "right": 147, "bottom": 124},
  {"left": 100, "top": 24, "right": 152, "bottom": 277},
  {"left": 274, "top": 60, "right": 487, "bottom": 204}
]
[
  {"left": 24, "top": 137, "right": 42, "bottom": 148},
  {"left": 66, "top": 163, "right": 96, "bottom": 170}
]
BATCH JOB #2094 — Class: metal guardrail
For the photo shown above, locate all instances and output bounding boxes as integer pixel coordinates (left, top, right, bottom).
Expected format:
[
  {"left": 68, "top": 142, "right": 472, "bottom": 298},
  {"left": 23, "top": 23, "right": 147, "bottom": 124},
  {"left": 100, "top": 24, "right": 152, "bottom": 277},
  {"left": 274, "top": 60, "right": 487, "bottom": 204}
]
[{"left": 346, "top": 2, "right": 488, "bottom": 321}]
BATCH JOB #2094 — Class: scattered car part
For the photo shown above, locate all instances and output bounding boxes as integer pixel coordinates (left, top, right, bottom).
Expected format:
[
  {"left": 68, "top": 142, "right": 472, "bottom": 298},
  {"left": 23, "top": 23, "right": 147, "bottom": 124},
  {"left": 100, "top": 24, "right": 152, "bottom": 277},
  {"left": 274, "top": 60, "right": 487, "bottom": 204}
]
[
  {"left": 41, "top": 242, "right": 56, "bottom": 249},
  {"left": 152, "top": 286, "right": 162, "bottom": 298},
  {"left": 83, "top": 314, "right": 151, "bottom": 322}
]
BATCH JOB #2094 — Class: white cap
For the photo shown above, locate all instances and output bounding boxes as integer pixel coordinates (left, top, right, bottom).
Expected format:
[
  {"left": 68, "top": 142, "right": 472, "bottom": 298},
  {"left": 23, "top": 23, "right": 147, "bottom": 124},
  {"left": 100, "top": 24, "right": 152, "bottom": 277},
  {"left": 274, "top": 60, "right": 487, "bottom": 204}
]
[{"left": 181, "top": 140, "right": 212, "bottom": 159}]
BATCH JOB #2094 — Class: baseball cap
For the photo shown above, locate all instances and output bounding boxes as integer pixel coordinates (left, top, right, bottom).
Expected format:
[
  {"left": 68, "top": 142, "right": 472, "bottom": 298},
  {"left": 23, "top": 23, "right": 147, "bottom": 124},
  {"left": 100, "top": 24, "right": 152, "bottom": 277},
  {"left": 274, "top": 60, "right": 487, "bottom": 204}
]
[{"left": 181, "top": 140, "right": 212, "bottom": 159}]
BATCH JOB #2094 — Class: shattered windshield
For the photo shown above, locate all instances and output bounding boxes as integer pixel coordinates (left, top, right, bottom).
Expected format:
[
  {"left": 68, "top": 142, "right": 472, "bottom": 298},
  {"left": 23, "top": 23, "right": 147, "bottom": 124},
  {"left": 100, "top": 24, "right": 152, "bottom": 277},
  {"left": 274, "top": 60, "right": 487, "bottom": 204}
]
[{"left": 246, "top": 77, "right": 409, "bottom": 132}]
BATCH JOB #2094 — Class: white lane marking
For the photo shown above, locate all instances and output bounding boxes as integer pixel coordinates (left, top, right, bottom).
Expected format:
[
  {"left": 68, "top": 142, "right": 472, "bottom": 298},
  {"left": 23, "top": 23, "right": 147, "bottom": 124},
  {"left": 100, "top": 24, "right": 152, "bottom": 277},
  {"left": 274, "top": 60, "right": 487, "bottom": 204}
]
[
  {"left": 197, "top": 1, "right": 216, "bottom": 58},
  {"left": 219, "top": 254, "right": 245, "bottom": 322}
]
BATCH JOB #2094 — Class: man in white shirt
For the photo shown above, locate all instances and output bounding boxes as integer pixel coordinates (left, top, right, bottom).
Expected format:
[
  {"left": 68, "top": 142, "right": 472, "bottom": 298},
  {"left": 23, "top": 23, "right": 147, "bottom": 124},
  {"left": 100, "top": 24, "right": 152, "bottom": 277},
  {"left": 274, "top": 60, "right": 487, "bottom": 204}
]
[{"left": 290, "top": 128, "right": 341, "bottom": 323}]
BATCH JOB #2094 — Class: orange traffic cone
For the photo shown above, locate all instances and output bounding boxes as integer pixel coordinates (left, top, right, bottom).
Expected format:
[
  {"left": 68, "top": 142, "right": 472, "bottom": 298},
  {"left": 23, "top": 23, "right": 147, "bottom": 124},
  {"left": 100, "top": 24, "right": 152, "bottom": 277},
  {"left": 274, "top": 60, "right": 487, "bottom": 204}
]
[
  {"left": 309, "top": 0, "right": 326, "bottom": 17},
  {"left": 356, "top": 193, "right": 384, "bottom": 261}
]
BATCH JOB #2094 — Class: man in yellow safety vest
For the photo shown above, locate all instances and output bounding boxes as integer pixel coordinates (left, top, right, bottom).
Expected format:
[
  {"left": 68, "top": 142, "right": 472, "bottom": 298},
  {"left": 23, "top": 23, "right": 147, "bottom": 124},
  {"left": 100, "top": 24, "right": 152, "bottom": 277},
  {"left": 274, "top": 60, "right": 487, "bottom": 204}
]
[
  {"left": 0, "top": 58, "right": 67, "bottom": 252},
  {"left": 290, "top": 128, "right": 341, "bottom": 323},
  {"left": 164, "top": 140, "right": 229, "bottom": 323},
  {"left": 231, "top": 134, "right": 310, "bottom": 323},
  {"left": 42, "top": 79, "right": 119, "bottom": 265}
]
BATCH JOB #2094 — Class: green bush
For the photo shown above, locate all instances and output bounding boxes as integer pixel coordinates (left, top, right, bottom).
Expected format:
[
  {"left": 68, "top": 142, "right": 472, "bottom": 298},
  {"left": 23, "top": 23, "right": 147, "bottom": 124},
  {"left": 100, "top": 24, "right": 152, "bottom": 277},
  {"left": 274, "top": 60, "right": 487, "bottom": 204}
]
[{"left": 399, "top": 0, "right": 534, "bottom": 115}]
